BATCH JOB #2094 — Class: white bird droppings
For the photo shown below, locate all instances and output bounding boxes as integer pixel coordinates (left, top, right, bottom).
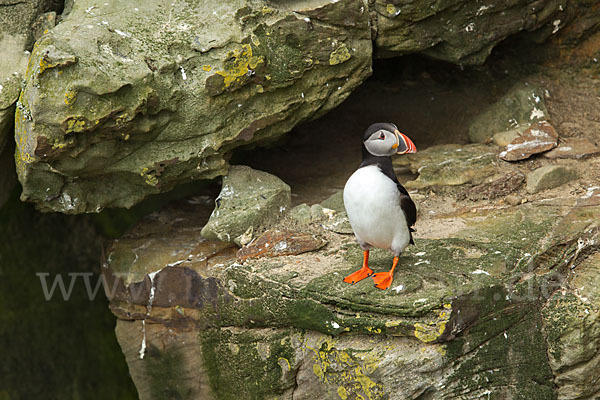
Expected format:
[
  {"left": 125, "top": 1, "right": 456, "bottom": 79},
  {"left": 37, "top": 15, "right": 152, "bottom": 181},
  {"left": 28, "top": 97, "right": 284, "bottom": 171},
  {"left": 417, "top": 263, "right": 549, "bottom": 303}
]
[
  {"left": 392, "top": 284, "right": 404, "bottom": 293},
  {"left": 138, "top": 320, "right": 147, "bottom": 359},
  {"left": 139, "top": 269, "right": 162, "bottom": 359},
  {"left": 114, "top": 29, "right": 131, "bottom": 38},
  {"left": 471, "top": 269, "right": 490, "bottom": 275},
  {"left": 530, "top": 107, "right": 545, "bottom": 120},
  {"left": 552, "top": 20, "right": 561, "bottom": 34}
]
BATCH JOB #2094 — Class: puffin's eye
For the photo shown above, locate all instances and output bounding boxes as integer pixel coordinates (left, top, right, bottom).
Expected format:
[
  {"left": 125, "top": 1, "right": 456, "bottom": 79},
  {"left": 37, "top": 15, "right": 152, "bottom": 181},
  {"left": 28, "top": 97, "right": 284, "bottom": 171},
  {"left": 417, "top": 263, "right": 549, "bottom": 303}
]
[{"left": 378, "top": 132, "right": 385, "bottom": 140}]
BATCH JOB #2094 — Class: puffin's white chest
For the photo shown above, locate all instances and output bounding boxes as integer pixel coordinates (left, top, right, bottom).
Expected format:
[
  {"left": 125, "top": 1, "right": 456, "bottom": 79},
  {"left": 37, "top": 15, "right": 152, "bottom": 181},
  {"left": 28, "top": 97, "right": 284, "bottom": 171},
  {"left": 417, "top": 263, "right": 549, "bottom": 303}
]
[{"left": 343, "top": 165, "right": 410, "bottom": 253}]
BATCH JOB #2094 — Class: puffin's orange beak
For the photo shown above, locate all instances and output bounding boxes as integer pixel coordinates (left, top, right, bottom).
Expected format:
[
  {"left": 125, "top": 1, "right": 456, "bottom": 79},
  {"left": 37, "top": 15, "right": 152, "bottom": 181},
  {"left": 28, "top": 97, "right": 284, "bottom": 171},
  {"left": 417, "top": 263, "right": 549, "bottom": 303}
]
[{"left": 394, "top": 130, "right": 417, "bottom": 154}]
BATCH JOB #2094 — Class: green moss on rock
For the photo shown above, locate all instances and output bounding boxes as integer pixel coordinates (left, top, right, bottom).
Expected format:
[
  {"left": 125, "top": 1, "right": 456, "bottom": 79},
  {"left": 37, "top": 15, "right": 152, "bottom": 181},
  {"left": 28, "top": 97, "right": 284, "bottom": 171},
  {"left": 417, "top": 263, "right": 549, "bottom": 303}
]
[{"left": 200, "top": 328, "right": 297, "bottom": 400}]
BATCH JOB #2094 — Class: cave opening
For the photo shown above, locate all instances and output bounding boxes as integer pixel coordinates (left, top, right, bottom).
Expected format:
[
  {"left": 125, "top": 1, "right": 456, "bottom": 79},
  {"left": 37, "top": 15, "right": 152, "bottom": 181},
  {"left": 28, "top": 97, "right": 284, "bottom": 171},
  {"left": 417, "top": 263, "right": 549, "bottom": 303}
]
[{"left": 231, "top": 39, "right": 541, "bottom": 206}]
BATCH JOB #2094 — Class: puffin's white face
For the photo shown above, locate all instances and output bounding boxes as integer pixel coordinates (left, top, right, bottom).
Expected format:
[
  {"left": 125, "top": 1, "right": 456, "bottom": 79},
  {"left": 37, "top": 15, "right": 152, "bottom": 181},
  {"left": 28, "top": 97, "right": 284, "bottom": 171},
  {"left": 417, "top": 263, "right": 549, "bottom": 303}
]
[{"left": 364, "top": 129, "right": 400, "bottom": 157}]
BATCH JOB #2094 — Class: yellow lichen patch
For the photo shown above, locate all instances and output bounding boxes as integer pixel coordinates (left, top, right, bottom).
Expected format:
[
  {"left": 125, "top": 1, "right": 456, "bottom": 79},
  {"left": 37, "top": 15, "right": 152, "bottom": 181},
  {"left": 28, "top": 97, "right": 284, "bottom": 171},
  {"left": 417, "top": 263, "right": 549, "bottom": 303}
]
[
  {"left": 366, "top": 326, "right": 382, "bottom": 334},
  {"left": 307, "top": 338, "right": 384, "bottom": 399},
  {"left": 215, "top": 44, "right": 264, "bottom": 88},
  {"left": 436, "top": 344, "right": 447, "bottom": 357},
  {"left": 65, "top": 118, "right": 87, "bottom": 133},
  {"left": 384, "top": 320, "right": 401, "bottom": 328},
  {"left": 115, "top": 113, "right": 130, "bottom": 127},
  {"left": 38, "top": 53, "right": 67, "bottom": 75},
  {"left": 202, "top": 65, "right": 212, "bottom": 72},
  {"left": 313, "top": 363, "right": 324, "bottom": 380},
  {"left": 329, "top": 44, "right": 351, "bottom": 65},
  {"left": 256, "top": 84, "right": 264, "bottom": 93},
  {"left": 141, "top": 167, "right": 158, "bottom": 186},
  {"left": 51, "top": 141, "right": 68, "bottom": 150},
  {"left": 278, "top": 357, "right": 291, "bottom": 372},
  {"left": 64, "top": 90, "right": 76, "bottom": 105},
  {"left": 14, "top": 108, "right": 35, "bottom": 174},
  {"left": 38, "top": 56, "right": 53, "bottom": 74},
  {"left": 386, "top": 4, "right": 396, "bottom": 14},
  {"left": 414, "top": 304, "right": 452, "bottom": 343},
  {"left": 261, "top": 6, "right": 275, "bottom": 15},
  {"left": 251, "top": 33, "right": 260, "bottom": 46}
]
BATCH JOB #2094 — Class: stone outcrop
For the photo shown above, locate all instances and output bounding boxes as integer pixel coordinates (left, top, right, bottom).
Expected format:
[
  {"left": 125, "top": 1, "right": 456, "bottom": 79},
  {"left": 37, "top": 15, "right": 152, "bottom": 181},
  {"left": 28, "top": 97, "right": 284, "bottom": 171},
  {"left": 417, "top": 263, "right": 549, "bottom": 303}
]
[
  {"left": 12, "top": 0, "right": 577, "bottom": 213},
  {"left": 0, "top": 0, "right": 61, "bottom": 152},
  {"left": 105, "top": 186, "right": 600, "bottom": 399},
  {"left": 469, "top": 83, "right": 550, "bottom": 144},
  {"left": 526, "top": 164, "right": 578, "bottom": 193},
  {"left": 374, "top": 0, "right": 567, "bottom": 64},
  {"left": 499, "top": 121, "right": 559, "bottom": 161},
  {"left": 394, "top": 143, "right": 499, "bottom": 189},
  {"left": 201, "top": 165, "right": 291, "bottom": 245},
  {"left": 15, "top": 0, "right": 372, "bottom": 213},
  {"left": 544, "top": 137, "right": 600, "bottom": 159}
]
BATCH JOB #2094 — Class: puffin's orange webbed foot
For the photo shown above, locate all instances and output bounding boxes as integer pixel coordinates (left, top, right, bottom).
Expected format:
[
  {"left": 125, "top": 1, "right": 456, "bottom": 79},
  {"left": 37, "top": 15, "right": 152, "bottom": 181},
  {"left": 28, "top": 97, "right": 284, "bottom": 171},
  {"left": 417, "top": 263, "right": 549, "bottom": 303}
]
[
  {"left": 372, "top": 272, "right": 393, "bottom": 290},
  {"left": 343, "top": 250, "right": 372, "bottom": 284},
  {"left": 372, "top": 256, "right": 400, "bottom": 290},
  {"left": 343, "top": 266, "right": 373, "bottom": 284}
]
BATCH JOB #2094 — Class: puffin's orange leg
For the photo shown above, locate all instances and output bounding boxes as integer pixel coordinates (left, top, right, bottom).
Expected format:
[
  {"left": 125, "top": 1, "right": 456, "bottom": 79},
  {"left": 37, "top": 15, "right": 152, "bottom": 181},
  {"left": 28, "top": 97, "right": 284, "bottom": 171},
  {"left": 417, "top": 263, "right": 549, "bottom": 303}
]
[
  {"left": 343, "top": 250, "right": 373, "bottom": 284},
  {"left": 372, "top": 256, "right": 399, "bottom": 290}
]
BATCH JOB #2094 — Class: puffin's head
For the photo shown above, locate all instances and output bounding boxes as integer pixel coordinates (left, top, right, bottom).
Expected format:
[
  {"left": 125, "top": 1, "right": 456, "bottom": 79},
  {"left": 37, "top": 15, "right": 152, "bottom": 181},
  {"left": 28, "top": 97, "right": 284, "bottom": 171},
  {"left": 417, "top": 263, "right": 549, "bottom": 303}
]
[{"left": 363, "top": 123, "right": 417, "bottom": 157}]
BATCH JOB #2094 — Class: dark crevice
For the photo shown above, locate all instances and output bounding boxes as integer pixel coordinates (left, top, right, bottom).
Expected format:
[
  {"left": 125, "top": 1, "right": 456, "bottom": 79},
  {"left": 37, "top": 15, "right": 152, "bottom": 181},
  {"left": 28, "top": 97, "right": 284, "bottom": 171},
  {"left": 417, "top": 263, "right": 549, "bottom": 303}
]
[
  {"left": 0, "top": 1, "right": 28, "bottom": 7},
  {"left": 231, "top": 50, "right": 524, "bottom": 205}
]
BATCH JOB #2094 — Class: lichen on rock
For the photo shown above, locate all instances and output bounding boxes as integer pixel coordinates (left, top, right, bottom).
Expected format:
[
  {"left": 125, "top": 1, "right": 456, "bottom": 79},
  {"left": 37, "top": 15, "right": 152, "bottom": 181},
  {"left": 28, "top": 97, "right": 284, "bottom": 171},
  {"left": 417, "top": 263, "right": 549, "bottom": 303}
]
[
  {"left": 15, "top": 0, "right": 372, "bottom": 213},
  {"left": 104, "top": 184, "right": 600, "bottom": 398}
]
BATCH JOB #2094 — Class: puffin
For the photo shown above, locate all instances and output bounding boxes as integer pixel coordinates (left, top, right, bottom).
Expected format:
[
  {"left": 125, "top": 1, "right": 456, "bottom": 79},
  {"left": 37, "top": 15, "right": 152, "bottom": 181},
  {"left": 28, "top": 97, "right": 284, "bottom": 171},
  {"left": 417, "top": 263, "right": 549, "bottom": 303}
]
[{"left": 342, "top": 122, "right": 417, "bottom": 290}]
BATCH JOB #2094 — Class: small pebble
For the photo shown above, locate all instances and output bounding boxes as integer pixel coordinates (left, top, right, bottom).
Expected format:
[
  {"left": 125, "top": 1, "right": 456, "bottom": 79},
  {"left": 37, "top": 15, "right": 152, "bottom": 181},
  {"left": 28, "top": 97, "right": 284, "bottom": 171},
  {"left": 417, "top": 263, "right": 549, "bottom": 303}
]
[{"left": 505, "top": 195, "right": 521, "bottom": 206}]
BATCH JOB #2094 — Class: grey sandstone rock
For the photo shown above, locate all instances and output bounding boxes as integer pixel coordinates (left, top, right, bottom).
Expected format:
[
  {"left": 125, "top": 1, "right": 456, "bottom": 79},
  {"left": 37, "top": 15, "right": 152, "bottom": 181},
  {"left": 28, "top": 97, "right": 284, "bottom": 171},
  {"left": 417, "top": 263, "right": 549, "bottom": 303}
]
[
  {"left": 526, "top": 165, "right": 578, "bottom": 194},
  {"left": 374, "top": 0, "right": 567, "bottom": 64},
  {"left": 395, "top": 143, "right": 499, "bottom": 189},
  {"left": 201, "top": 165, "right": 291, "bottom": 244},
  {"left": 15, "top": 0, "right": 372, "bottom": 213},
  {"left": 1, "top": 0, "right": 62, "bottom": 204},
  {"left": 469, "top": 83, "right": 549, "bottom": 143}
]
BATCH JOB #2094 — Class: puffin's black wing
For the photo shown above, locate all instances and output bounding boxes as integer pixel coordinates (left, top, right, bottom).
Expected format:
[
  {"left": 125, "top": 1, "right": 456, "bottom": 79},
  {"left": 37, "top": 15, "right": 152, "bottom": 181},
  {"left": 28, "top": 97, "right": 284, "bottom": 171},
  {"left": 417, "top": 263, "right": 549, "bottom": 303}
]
[{"left": 398, "top": 183, "right": 417, "bottom": 245}]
